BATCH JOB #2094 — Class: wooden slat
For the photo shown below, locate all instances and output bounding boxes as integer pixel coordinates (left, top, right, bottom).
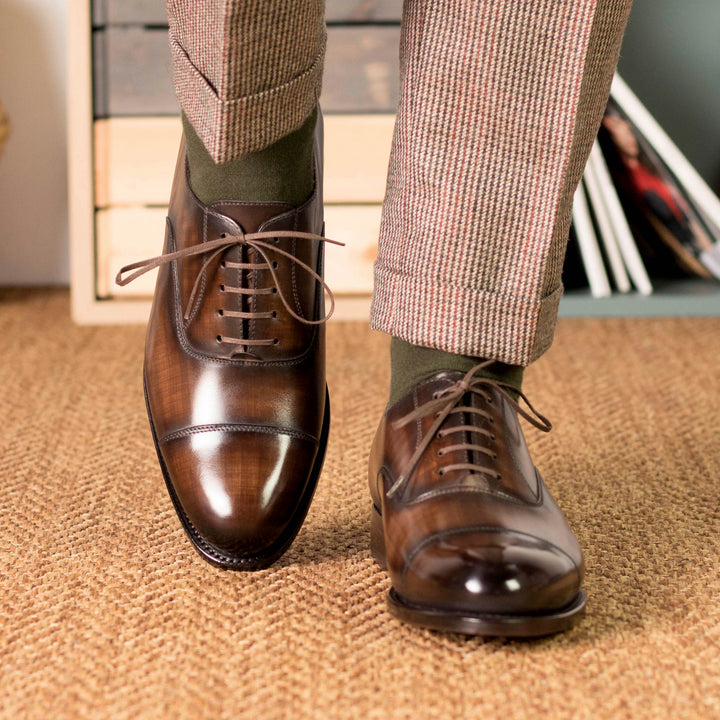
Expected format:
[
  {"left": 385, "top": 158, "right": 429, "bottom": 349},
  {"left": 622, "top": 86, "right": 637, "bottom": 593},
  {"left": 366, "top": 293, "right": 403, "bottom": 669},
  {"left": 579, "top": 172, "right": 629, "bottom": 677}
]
[
  {"left": 92, "top": 25, "right": 399, "bottom": 117},
  {"left": 93, "top": 0, "right": 167, "bottom": 26},
  {"left": 326, "top": 0, "right": 402, "bottom": 22},
  {"left": 95, "top": 207, "right": 165, "bottom": 297},
  {"left": 95, "top": 204, "right": 380, "bottom": 299},
  {"left": 69, "top": 0, "right": 99, "bottom": 324},
  {"left": 92, "top": 27, "right": 177, "bottom": 116},
  {"left": 324, "top": 114, "right": 394, "bottom": 203},
  {"left": 94, "top": 0, "right": 401, "bottom": 26},
  {"left": 324, "top": 26, "right": 399, "bottom": 112},
  {"left": 94, "top": 117, "right": 180, "bottom": 207},
  {"left": 324, "top": 204, "right": 379, "bottom": 293},
  {"left": 94, "top": 114, "right": 395, "bottom": 206}
]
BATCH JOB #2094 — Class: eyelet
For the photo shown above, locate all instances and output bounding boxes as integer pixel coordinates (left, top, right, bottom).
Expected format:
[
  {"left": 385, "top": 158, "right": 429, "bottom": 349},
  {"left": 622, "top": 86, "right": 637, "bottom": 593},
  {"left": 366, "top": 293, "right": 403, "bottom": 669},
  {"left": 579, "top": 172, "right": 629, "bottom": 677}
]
[
  {"left": 220, "top": 260, "right": 226, "bottom": 268},
  {"left": 432, "top": 392, "right": 440, "bottom": 400},
  {"left": 493, "top": 453, "right": 498, "bottom": 460},
  {"left": 271, "top": 287, "right": 278, "bottom": 294},
  {"left": 438, "top": 469, "right": 445, "bottom": 477},
  {"left": 219, "top": 284, "right": 225, "bottom": 292},
  {"left": 220, "top": 233, "right": 227, "bottom": 239},
  {"left": 491, "top": 434, "right": 496, "bottom": 441},
  {"left": 217, "top": 309, "right": 224, "bottom": 317},
  {"left": 273, "top": 338, "right": 279, "bottom": 345},
  {"left": 216, "top": 335, "right": 222, "bottom": 343},
  {"left": 437, "top": 449, "right": 444, "bottom": 457},
  {"left": 272, "top": 261, "right": 278, "bottom": 269},
  {"left": 272, "top": 311, "right": 277, "bottom": 318}
]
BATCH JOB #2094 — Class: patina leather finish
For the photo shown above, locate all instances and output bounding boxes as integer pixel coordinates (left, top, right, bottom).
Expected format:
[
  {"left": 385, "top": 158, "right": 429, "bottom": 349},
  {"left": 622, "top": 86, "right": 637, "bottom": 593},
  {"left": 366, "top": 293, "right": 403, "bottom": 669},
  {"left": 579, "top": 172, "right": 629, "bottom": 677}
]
[
  {"left": 368, "top": 369, "right": 586, "bottom": 636},
  {"left": 141, "top": 127, "right": 328, "bottom": 569}
]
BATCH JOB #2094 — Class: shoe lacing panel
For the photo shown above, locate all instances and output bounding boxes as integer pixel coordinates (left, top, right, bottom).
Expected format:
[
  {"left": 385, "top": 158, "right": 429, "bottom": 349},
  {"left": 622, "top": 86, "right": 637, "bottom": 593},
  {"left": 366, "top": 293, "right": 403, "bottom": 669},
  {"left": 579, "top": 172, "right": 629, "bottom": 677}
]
[
  {"left": 435, "top": 405, "right": 498, "bottom": 479},
  {"left": 217, "top": 253, "right": 277, "bottom": 348},
  {"left": 386, "top": 362, "right": 552, "bottom": 498},
  {"left": 116, "top": 229, "right": 344, "bottom": 351}
]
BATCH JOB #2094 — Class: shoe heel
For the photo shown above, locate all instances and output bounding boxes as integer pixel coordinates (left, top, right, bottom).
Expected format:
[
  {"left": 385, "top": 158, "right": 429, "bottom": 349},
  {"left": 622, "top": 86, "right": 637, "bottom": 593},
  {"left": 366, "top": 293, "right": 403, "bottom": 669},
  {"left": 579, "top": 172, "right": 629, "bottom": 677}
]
[{"left": 370, "top": 503, "right": 387, "bottom": 569}]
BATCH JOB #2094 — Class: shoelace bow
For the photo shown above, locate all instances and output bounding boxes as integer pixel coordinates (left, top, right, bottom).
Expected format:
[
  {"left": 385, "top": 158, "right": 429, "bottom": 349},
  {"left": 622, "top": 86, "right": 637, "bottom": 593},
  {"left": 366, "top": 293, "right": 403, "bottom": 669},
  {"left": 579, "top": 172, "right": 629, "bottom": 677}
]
[
  {"left": 116, "top": 230, "right": 345, "bottom": 344},
  {"left": 386, "top": 361, "right": 552, "bottom": 498}
]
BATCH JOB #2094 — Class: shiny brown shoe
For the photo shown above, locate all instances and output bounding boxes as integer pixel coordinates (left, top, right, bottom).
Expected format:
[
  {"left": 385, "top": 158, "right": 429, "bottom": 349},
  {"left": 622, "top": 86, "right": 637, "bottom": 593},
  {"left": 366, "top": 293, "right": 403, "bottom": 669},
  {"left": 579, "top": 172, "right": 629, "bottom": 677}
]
[
  {"left": 368, "top": 363, "right": 586, "bottom": 636},
  {"left": 117, "top": 121, "right": 338, "bottom": 570}
]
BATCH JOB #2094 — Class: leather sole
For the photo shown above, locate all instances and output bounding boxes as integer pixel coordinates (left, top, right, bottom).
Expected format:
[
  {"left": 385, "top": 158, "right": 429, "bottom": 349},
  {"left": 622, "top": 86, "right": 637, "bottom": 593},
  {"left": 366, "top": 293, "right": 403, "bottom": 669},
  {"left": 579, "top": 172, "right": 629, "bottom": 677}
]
[
  {"left": 144, "top": 374, "right": 330, "bottom": 570},
  {"left": 370, "top": 504, "right": 587, "bottom": 637}
]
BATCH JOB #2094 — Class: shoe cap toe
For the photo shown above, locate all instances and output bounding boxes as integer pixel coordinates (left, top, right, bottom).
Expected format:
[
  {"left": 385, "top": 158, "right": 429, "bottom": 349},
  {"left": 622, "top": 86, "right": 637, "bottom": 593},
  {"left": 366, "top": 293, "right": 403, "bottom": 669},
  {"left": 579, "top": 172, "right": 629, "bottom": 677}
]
[
  {"left": 161, "top": 428, "right": 317, "bottom": 557},
  {"left": 400, "top": 529, "right": 582, "bottom": 615}
]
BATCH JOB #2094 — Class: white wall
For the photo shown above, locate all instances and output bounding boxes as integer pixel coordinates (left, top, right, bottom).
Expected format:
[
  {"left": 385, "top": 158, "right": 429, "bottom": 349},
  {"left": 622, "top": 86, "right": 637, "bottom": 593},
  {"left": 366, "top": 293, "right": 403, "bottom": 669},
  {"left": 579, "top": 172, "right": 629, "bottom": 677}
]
[{"left": 0, "top": 0, "right": 69, "bottom": 285}]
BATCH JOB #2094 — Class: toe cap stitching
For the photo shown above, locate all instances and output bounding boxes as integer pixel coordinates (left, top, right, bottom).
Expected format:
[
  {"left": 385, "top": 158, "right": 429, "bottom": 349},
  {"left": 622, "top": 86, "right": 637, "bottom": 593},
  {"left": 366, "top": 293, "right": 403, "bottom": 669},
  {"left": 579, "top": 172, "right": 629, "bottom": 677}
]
[{"left": 160, "top": 422, "right": 318, "bottom": 445}]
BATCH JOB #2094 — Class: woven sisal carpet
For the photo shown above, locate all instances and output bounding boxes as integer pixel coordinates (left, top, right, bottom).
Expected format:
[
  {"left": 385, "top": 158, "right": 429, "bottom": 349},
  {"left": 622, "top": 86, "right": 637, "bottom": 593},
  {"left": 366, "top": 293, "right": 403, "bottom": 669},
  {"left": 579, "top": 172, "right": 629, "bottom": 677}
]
[{"left": 1, "top": 288, "right": 719, "bottom": 719}]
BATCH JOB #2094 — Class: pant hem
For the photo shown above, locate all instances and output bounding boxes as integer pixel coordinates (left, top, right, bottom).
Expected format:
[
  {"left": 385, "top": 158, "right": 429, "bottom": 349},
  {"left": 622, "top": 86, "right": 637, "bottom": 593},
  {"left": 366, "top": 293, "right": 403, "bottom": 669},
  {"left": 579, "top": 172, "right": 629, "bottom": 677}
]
[
  {"left": 170, "top": 34, "right": 326, "bottom": 163},
  {"left": 370, "top": 264, "right": 563, "bottom": 366}
]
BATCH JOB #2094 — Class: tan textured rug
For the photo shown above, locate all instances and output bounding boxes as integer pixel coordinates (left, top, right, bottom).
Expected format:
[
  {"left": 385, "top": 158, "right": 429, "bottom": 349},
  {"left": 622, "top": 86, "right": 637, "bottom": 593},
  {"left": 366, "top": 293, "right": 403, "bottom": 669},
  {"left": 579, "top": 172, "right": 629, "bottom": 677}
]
[{"left": 1, "top": 288, "right": 719, "bottom": 720}]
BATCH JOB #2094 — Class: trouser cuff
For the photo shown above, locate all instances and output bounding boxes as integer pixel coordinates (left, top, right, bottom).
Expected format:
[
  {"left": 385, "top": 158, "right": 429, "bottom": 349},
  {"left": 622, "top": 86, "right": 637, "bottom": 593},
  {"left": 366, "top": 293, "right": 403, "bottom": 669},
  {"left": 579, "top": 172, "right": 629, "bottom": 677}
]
[
  {"left": 169, "top": 33, "right": 326, "bottom": 164},
  {"left": 370, "top": 264, "right": 564, "bottom": 366}
]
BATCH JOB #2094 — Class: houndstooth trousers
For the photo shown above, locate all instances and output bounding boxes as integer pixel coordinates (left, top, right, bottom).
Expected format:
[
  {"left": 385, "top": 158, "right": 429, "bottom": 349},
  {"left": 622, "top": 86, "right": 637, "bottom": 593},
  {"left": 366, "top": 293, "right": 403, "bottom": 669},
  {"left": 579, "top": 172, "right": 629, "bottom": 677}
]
[{"left": 166, "top": 0, "right": 633, "bottom": 366}]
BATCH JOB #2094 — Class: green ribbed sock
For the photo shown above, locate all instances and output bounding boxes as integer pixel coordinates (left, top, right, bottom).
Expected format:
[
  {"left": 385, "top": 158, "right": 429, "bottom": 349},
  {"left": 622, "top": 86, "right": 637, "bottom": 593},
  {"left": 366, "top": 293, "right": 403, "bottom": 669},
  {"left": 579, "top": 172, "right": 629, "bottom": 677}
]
[
  {"left": 388, "top": 337, "right": 524, "bottom": 406},
  {"left": 182, "top": 108, "right": 317, "bottom": 206}
]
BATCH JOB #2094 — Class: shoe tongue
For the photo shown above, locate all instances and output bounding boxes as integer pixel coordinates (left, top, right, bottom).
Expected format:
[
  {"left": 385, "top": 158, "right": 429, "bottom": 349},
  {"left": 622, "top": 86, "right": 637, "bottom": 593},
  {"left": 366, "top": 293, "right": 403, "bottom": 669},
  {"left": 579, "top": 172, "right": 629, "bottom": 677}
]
[{"left": 210, "top": 201, "right": 294, "bottom": 234}]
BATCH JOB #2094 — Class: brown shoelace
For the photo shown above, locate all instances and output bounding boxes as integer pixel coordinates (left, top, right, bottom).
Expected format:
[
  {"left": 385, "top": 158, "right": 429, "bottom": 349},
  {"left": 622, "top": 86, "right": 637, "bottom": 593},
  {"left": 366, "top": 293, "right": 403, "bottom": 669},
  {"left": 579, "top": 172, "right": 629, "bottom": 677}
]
[
  {"left": 386, "top": 362, "right": 552, "bottom": 498},
  {"left": 116, "top": 229, "right": 344, "bottom": 348}
]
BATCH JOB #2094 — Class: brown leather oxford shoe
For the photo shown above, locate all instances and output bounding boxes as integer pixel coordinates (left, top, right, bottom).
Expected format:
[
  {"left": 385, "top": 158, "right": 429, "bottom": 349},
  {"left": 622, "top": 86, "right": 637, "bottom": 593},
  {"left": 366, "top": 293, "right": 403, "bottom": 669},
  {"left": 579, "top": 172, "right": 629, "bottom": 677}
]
[
  {"left": 117, "top": 122, "right": 336, "bottom": 570},
  {"left": 368, "top": 364, "right": 586, "bottom": 636}
]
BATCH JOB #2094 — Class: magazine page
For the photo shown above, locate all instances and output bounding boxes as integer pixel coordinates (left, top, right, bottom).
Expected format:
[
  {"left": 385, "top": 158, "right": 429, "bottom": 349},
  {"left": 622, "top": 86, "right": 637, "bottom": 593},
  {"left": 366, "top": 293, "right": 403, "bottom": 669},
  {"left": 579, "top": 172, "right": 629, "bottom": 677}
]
[
  {"left": 571, "top": 183, "right": 612, "bottom": 298},
  {"left": 587, "top": 141, "right": 652, "bottom": 294},
  {"left": 600, "top": 97, "right": 718, "bottom": 280},
  {"left": 610, "top": 74, "right": 720, "bottom": 232},
  {"left": 584, "top": 146, "right": 632, "bottom": 293}
]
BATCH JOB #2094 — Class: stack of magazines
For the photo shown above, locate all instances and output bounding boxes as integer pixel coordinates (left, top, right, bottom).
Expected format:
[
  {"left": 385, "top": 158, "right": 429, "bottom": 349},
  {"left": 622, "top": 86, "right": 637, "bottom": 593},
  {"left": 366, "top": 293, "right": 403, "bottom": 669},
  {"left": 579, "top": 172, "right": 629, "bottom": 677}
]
[{"left": 566, "top": 74, "right": 720, "bottom": 297}]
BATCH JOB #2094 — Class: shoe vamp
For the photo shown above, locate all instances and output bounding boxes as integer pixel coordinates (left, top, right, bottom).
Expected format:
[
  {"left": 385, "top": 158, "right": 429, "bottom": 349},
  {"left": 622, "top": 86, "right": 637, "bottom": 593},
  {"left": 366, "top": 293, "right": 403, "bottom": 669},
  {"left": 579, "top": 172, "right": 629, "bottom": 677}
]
[
  {"left": 384, "top": 484, "right": 582, "bottom": 578},
  {"left": 404, "top": 388, "right": 540, "bottom": 506},
  {"left": 144, "top": 262, "right": 325, "bottom": 443}
]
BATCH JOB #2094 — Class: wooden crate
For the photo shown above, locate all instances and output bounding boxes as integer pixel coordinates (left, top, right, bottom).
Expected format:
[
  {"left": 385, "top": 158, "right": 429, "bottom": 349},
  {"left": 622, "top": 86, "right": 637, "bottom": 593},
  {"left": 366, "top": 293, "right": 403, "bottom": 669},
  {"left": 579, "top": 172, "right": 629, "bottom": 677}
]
[{"left": 70, "top": 0, "right": 400, "bottom": 324}]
